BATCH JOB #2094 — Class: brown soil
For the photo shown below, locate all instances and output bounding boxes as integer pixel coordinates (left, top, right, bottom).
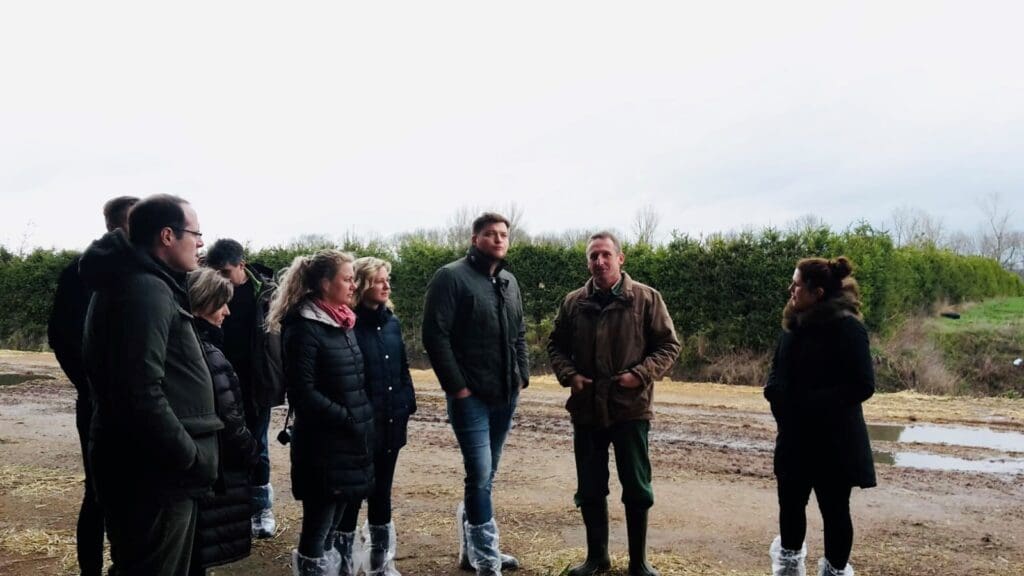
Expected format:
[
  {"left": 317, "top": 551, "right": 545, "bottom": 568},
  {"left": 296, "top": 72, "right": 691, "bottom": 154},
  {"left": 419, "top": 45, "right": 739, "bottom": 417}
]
[{"left": 1, "top": 351, "right": 1022, "bottom": 575}]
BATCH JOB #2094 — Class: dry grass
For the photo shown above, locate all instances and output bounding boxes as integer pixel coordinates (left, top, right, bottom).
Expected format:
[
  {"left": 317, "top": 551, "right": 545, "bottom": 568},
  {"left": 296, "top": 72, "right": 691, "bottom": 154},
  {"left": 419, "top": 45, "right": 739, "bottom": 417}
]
[
  {"left": 0, "top": 465, "right": 83, "bottom": 498},
  {"left": 0, "top": 527, "right": 76, "bottom": 574}
]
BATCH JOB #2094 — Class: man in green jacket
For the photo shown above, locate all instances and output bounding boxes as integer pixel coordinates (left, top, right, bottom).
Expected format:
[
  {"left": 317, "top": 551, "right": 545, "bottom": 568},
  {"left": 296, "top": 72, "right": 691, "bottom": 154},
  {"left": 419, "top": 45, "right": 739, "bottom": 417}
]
[
  {"left": 81, "top": 194, "right": 223, "bottom": 576},
  {"left": 423, "top": 212, "right": 529, "bottom": 576},
  {"left": 547, "top": 231, "right": 681, "bottom": 576}
]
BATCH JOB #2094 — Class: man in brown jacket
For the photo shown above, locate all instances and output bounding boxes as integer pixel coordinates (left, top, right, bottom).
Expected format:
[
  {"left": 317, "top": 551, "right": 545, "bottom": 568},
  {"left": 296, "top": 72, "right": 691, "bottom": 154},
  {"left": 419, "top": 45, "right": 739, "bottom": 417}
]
[{"left": 547, "top": 231, "right": 681, "bottom": 576}]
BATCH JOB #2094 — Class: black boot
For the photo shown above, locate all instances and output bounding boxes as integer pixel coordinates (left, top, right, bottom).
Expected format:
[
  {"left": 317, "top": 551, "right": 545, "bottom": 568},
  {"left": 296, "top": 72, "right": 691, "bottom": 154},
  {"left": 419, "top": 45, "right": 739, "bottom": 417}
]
[
  {"left": 625, "top": 506, "right": 658, "bottom": 576},
  {"left": 568, "top": 501, "right": 611, "bottom": 576}
]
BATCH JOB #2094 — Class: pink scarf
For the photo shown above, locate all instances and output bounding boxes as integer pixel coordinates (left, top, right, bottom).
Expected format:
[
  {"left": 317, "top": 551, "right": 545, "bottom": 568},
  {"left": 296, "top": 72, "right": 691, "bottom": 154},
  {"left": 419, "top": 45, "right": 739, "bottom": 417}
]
[{"left": 313, "top": 298, "right": 356, "bottom": 330}]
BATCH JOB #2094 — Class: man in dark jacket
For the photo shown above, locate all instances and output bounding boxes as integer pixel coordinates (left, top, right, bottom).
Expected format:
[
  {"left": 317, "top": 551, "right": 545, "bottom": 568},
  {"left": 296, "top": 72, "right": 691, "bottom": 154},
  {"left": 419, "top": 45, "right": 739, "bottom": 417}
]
[
  {"left": 47, "top": 195, "right": 137, "bottom": 576},
  {"left": 547, "top": 231, "right": 681, "bottom": 576},
  {"left": 205, "top": 238, "right": 283, "bottom": 539},
  {"left": 422, "top": 212, "right": 529, "bottom": 576},
  {"left": 80, "top": 194, "right": 222, "bottom": 576}
]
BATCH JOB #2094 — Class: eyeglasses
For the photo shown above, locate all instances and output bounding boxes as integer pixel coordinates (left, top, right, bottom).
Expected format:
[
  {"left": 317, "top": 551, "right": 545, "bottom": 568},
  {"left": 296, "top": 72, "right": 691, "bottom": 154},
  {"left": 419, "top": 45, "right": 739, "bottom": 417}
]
[{"left": 174, "top": 228, "right": 203, "bottom": 239}]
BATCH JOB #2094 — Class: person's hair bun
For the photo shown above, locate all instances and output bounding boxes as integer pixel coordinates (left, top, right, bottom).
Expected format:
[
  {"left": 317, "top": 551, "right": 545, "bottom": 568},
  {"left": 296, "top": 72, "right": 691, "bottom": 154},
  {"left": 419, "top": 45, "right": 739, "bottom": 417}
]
[{"left": 830, "top": 256, "right": 853, "bottom": 280}]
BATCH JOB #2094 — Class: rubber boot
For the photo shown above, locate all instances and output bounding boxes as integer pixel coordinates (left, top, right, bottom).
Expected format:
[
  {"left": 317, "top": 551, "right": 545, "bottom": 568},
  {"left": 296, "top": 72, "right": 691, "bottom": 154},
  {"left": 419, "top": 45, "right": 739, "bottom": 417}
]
[
  {"left": 291, "top": 549, "right": 331, "bottom": 576},
  {"left": 769, "top": 535, "right": 807, "bottom": 576},
  {"left": 625, "top": 506, "right": 658, "bottom": 576},
  {"left": 568, "top": 501, "right": 611, "bottom": 576},
  {"left": 817, "top": 557, "right": 854, "bottom": 576}
]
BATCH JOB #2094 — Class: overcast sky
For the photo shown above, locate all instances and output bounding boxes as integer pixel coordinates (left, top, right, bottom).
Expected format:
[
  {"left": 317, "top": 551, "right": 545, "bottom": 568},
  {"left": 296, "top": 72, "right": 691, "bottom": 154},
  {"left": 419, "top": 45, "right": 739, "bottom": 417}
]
[{"left": 2, "top": 1, "right": 1022, "bottom": 251}]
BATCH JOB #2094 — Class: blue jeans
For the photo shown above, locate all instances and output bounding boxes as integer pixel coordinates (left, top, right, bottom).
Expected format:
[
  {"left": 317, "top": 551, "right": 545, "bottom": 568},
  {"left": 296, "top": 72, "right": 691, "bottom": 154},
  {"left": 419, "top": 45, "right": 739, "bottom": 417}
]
[
  {"left": 446, "top": 393, "right": 518, "bottom": 526},
  {"left": 246, "top": 404, "right": 272, "bottom": 489}
]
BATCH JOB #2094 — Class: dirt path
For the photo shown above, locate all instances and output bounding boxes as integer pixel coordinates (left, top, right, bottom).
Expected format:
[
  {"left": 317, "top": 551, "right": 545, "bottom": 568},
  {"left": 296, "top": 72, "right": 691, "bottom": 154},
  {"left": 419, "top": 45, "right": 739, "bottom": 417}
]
[{"left": 1, "top": 351, "right": 1022, "bottom": 575}]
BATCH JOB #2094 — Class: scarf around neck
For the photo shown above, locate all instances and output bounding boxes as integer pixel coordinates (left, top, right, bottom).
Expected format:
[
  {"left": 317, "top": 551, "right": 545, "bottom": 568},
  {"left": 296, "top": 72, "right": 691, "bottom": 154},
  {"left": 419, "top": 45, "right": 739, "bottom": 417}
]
[{"left": 313, "top": 298, "right": 357, "bottom": 330}]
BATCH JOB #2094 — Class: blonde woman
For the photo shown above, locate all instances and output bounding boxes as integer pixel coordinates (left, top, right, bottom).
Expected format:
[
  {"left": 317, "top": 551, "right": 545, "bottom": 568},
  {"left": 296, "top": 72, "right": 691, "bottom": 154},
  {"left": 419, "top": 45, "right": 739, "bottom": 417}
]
[
  {"left": 333, "top": 257, "right": 417, "bottom": 575},
  {"left": 267, "top": 250, "right": 374, "bottom": 576}
]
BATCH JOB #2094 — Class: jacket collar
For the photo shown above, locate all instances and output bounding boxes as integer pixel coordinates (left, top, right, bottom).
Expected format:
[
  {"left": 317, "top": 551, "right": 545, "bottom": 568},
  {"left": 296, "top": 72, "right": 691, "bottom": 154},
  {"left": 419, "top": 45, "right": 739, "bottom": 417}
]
[
  {"left": 466, "top": 246, "right": 507, "bottom": 277},
  {"left": 782, "top": 285, "right": 862, "bottom": 331},
  {"left": 194, "top": 317, "right": 224, "bottom": 347},
  {"left": 355, "top": 303, "right": 391, "bottom": 325},
  {"left": 296, "top": 299, "right": 343, "bottom": 328},
  {"left": 580, "top": 272, "right": 636, "bottom": 311}
]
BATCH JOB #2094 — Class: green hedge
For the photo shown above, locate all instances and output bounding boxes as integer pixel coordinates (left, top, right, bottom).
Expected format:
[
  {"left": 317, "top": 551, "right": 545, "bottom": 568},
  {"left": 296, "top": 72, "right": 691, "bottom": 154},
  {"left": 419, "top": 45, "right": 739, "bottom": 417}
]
[{"left": 3, "top": 227, "right": 1021, "bottom": 379}]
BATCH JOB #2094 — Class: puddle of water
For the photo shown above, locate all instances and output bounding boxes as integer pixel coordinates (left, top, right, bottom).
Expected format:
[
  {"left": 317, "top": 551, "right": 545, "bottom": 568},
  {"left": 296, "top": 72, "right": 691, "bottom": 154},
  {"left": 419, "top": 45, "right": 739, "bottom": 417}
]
[
  {"left": 872, "top": 450, "right": 1024, "bottom": 475},
  {"left": 0, "top": 373, "right": 53, "bottom": 387},
  {"left": 868, "top": 423, "right": 1024, "bottom": 474},
  {"left": 867, "top": 423, "right": 1024, "bottom": 453}
]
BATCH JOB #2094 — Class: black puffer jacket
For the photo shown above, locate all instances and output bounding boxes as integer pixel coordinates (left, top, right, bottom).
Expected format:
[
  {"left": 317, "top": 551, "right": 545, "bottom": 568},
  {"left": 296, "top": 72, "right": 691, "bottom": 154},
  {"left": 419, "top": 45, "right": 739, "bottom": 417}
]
[
  {"left": 353, "top": 304, "right": 417, "bottom": 454},
  {"left": 283, "top": 300, "right": 374, "bottom": 501},
  {"left": 192, "top": 319, "right": 259, "bottom": 568},
  {"left": 422, "top": 247, "right": 529, "bottom": 405},
  {"left": 764, "top": 290, "right": 877, "bottom": 488},
  {"left": 80, "top": 230, "right": 222, "bottom": 502}
]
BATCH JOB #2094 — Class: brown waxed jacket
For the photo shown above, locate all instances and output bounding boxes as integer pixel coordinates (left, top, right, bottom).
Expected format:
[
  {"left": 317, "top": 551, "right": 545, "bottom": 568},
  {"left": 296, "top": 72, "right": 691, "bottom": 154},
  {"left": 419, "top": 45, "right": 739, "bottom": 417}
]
[{"left": 547, "top": 273, "right": 681, "bottom": 428}]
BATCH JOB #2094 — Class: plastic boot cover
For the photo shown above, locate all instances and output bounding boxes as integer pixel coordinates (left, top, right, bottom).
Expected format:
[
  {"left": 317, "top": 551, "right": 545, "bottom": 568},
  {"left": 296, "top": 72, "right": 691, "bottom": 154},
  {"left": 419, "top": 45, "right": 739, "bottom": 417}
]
[
  {"left": 334, "top": 530, "right": 361, "bottom": 576},
  {"left": 291, "top": 549, "right": 332, "bottom": 576},
  {"left": 361, "top": 521, "right": 400, "bottom": 576},
  {"left": 769, "top": 535, "right": 807, "bottom": 576},
  {"left": 253, "top": 483, "right": 277, "bottom": 538},
  {"left": 817, "top": 557, "right": 854, "bottom": 576},
  {"left": 457, "top": 502, "right": 518, "bottom": 572},
  {"left": 466, "top": 519, "right": 502, "bottom": 576}
]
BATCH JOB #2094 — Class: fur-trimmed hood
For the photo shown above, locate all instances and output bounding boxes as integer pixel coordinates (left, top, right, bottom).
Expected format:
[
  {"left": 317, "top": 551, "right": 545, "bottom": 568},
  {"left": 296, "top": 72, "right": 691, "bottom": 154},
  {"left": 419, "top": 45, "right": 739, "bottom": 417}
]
[{"left": 782, "top": 284, "right": 862, "bottom": 331}]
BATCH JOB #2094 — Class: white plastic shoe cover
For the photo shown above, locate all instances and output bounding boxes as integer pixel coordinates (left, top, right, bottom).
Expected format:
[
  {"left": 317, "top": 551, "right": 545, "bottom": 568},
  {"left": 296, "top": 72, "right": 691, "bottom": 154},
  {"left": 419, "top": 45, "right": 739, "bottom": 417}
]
[
  {"left": 359, "top": 521, "right": 400, "bottom": 576},
  {"left": 466, "top": 519, "right": 502, "bottom": 576},
  {"left": 770, "top": 535, "right": 807, "bottom": 576},
  {"left": 291, "top": 549, "right": 332, "bottom": 576},
  {"left": 817, "top": 557, "right": 854, "bottom": 576},
  {"left": 335, "top": 530, "right": 362, "bottom": 576}
]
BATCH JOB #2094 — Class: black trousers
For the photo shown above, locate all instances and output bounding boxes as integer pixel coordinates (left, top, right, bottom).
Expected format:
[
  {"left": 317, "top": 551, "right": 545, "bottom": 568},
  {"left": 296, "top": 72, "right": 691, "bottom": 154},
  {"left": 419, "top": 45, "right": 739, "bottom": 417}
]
[
  {"left": 298, "top": 498, "right": 348, "bottom": 558},
  {"left": 76, "top": 396, "right": 104, "bottom": 576},
  {"left": 339, "top": 448, "right": 401, "bottom": 530},
  {"left": 778, "top": 476, "right": 854, "bottom": 568},
  {"left": 104, "top": 493, "right": 198, "bottom": 576}
]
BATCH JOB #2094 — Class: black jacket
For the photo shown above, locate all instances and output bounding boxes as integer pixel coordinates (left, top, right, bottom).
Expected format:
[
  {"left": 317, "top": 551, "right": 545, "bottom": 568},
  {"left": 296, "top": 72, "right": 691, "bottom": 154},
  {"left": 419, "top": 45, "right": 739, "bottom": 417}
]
[
  {"left": 422, "top": 247, "right": 529, "bottom": 405},
  {"left": 283, "top": 300, "right": 374, "bottom": 501},
  {"left": 80, "top": 230, "right": 223, "bottom": 502},
  {"left": 221, "top": 262, "right": 284, "bottom": 410},
  {"left": 193, "top": 319, "right": 258, "bottom": 568},
  {"left": 353, "top": 304, "right": 417, "bottom": 453},
  {"left": 47, "top": 255, "right": 91, "bottom": 395},
  {"left": 764, "top": 291, "right": 877, "bottom": 488}
]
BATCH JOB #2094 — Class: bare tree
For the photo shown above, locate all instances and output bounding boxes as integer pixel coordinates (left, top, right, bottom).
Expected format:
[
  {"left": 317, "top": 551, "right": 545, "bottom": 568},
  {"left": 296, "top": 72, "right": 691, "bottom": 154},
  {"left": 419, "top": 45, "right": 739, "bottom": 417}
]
[
  {"left": 786, "top": 213, "right": 828, "bottom": 233},
  {"left": 888, "top": 206, "right": 945, "bottom": 248},
  {"left": 977, "top": 192, "right": 1022, "bottom": 270},
  {"left": 632, "top": 204, "right": 661, "bottom": 246}
]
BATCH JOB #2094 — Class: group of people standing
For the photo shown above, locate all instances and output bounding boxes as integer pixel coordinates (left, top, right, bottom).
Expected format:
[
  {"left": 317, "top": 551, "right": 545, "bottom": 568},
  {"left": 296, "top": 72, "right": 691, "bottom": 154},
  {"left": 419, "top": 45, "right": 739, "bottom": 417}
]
[{"left": 48, "top": 196, "right": 875, "bottom": 576}]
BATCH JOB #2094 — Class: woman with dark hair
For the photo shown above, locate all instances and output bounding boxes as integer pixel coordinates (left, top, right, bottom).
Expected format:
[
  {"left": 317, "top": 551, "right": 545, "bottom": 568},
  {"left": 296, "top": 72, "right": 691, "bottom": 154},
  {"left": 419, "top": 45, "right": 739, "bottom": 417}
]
[
  {"left": 267, "top": 249, "right": 374, "bottom": 576},
  {"left": 764, "top": 256, "right": 876, "bottom": 576},
  {"left": 332, "top": 256, "right": 417, "bottom": 575},
  {"left": 186, "top": 268, "right": 260, "bottom": 575}
]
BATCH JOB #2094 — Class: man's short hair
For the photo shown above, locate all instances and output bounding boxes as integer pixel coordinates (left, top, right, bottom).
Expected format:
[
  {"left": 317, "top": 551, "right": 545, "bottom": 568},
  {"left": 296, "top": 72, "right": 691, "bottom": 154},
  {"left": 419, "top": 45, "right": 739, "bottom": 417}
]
[
  {"left": 103, "top": 196, "right": 140, "bottom": 232},
  {"left": 205, "top": 239, "right": 245, "bottom": 269},
  {"left": 472, "top": 212, "right": 511, "bottom": 235},
  {"left": 128, "top": 194, "right": 189, "bottom": 248},
  {"left": 587, "top": 230, "right": 622, "bottom": 254}
]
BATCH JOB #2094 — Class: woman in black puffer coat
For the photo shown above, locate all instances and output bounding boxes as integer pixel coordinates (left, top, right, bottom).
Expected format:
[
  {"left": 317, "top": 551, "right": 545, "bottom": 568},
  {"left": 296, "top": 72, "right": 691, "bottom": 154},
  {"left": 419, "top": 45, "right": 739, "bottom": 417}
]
[
  {"left": 266, "top": 249, "right": 375, "bottom": 576},
  {"left": 335, "top": 256, "right": 417, "bottom": 575},
  {"left": 763, "top": 256, "right": 875, "bottom": 576},
  {"left": 187, "top": 268, "right": 260, "bottom": 575}
]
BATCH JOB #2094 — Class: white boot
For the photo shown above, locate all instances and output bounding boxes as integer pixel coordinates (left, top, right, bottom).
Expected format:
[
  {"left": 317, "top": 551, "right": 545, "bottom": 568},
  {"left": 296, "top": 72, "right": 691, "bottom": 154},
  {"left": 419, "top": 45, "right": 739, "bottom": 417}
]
[
  {"left": 817, "top": 557, "right": 854, "bottom": 576},
  {"left": 770, "top": 535, "right": 807, "bottom": 576}
]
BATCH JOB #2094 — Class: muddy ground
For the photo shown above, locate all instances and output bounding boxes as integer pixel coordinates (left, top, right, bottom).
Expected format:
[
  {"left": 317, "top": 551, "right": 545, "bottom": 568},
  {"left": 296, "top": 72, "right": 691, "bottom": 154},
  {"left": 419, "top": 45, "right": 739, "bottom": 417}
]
[{"left": 1, "top": 350, "right": 1022, "bottom": 576}]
